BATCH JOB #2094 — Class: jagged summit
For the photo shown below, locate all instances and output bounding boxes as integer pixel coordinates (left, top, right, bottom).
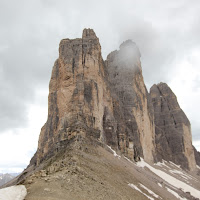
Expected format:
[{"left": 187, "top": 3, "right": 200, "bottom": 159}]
[
  {"left": 119, "top": 39, "right": 136, "bottom": 48},
  {"left": 82, "top": 28, "right": 98, "bottom": 39},
  {"left": 107, "top": 39, "right": 141, "bottom": 73},
  {"left": 119, "top": 39, "right": 141, "bottom": 58}
]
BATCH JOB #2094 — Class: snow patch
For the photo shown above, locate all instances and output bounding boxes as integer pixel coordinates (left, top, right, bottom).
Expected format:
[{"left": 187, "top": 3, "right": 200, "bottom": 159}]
[
  {"left": 136, "top": 159, "right": 200, "bottom": 199},
  {"left": 154, "top": 161, "right": 170, "bottom": 169},
  {"left": 136, "top": 159, "right": 146, "bottom": 168},
  {"left": 157, "top": 183, "right": 162, "bottom": 188},
  {"left": 107, "top": 146, "right": 121, "bottom": 159},
  {"left": 169, "top": 161, "right": 181, "bottom": 169},
  {"left": 123, "top": 156, "right": 136, "bottom": 164},
  {"left": 169, "top": 169, "right": 199, "bottom": 182},
  {"left": 128, "top": 183, "right": 154, "bottom": 200},
  {"left": 169, "top": 170, "right": 188, "bottom": 177},
  {"left": 166, "top": 187, "right": 187, "bottom": 200},
  {"left": 139, "top": 183, "right": 161, "bottom": 199},
  {"left": 169, "top": 170, "right": 190, "bottom": 180},
  {"left": 197, "top": 165, "right": 200, "bottom": 170},
  {"left": 0, "top": 185, "right": 27, "bottom": 200}
]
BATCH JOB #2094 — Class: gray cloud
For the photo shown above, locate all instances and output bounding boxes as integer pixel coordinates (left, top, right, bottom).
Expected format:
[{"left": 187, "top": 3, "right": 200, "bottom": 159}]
[
  {"left": 192, "top": 78, "right": 200, "bottom": 91},
  {"left": 106, "top": 0, "right": 200, "bottom": 88},
  {"left": 192, "top": 130, "right": 200, "bottom": 141},
  {"left": 0, "top": 32, "right": 55, "bottom": 130},
  {"left": 0, "top": 0, "right": 200, "bottom": 148}
]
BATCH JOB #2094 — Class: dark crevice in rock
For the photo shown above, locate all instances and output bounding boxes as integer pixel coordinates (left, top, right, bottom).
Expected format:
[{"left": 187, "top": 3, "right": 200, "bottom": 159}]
[
  {"left": 84, "top": 82, "right": 92, "bottom": 104},
  {"left": 72, "top": 58, "right": 75, "bottom": 74}
]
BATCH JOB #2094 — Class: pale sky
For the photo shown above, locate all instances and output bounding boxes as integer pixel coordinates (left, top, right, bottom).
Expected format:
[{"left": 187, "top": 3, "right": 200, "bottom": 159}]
[{"left": 0, "top": 0, "right": 200, "bottom": 173}]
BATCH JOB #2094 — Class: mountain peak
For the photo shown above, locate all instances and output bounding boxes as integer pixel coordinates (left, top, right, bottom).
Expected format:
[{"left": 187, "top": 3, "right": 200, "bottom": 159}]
[
  {"left": 82, "top": 28, "right": 98, "bottom": 39},
  {"left": 119, "top": 40, "right": 141, "bottom": 59},
  {"left": 119, "top": 39, "right": 136, "bottom": 49}
]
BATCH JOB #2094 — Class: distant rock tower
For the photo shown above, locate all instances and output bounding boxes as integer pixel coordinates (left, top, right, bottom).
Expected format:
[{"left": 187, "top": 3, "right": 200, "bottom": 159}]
[{"left": 150, "top": 83, "right": 196, "bottom": 170}]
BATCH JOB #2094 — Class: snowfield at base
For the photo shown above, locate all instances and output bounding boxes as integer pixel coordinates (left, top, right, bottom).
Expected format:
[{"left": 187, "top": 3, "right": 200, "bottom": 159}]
[
  {"left": 139, "top": 183, "right": 161, "bottom": 199},
  {"left": 169, "top": 161, "right": 181, "bottom": 169},
  {"left": 107, "top": 146, "right": 121, "bottom": 159},
  {"left": 0, "top": 185, "right": 27, "bottom": 200},
  {"left": 157, "top": 183, "right": 162, "bottom": 188},
  {"left": 123, "top": 156, "right": 135, "bottom": 164},
  {"left": 137, "top": 159, "right": 200, "bottom": 199},
  {"left": 166, "top": 187, "right": 187, "bottom": 200},
  {"left": 154, "top": 161, "right": 170, "bottom": 169},
  {"left": 128, "top": 183, "right": 154, "bottom": 200},
  {"left": 169, "top": 169, "right": 198, "bottom": 182}
]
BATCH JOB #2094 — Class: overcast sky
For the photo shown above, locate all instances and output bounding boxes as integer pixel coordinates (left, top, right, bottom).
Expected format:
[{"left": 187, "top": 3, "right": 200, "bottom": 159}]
[{"left": 0, "top": 0, "right": 200, "bottom": 173}]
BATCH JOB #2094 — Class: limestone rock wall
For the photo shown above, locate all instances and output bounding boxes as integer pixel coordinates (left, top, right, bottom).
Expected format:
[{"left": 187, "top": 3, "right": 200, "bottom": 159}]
[
  {"left": 35, "top": 29, "right": 117, "bottom": 164},
  {"left": 106, "top": 40, "right": 155, "bottom": 163},
  {"left": 150, "top": 83, "right": 196, "bottom": 170}
]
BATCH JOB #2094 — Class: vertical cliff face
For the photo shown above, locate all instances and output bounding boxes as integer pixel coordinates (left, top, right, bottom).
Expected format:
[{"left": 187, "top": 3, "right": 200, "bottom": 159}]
[
  {"left": 106, "top": 40, "right": 155, "bottom": 163},
  {"left": 36, "top": 29, "right": 115, "bottom": 164},
  {"left": 150, "top": 83, "right": 196, "bottom": 170}
]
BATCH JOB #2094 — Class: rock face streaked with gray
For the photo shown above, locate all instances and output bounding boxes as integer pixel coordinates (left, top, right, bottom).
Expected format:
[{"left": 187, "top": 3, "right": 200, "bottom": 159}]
[
  {"left": 150, "top": 83, "right": 196, "bottom": 170},
  {"left": 23, "top": 29, "right": 199, "bottom": 174},
  {"left": 105, "top": 40, "right": 155, "bottom": 163}
]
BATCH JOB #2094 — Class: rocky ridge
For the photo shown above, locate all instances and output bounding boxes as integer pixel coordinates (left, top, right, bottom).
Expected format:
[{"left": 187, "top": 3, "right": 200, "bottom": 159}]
[
  {"left": 3, "top": 29, "right": 200, "bottom": 198},
  {"left": 3, "top": 137, "right": 200, "bottom": 200}
]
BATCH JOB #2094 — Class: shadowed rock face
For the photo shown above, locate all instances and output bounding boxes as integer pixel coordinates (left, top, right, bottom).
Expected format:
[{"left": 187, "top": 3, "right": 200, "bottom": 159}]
[
  {"left": 150, "top": 83, "right": 196, "bottom": 170},
  {"left": 105, "top": 40, "right": 155, "bottom": 163},
  {"left": 29, "top": 29, "right": 198, "bottom": 171}
]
